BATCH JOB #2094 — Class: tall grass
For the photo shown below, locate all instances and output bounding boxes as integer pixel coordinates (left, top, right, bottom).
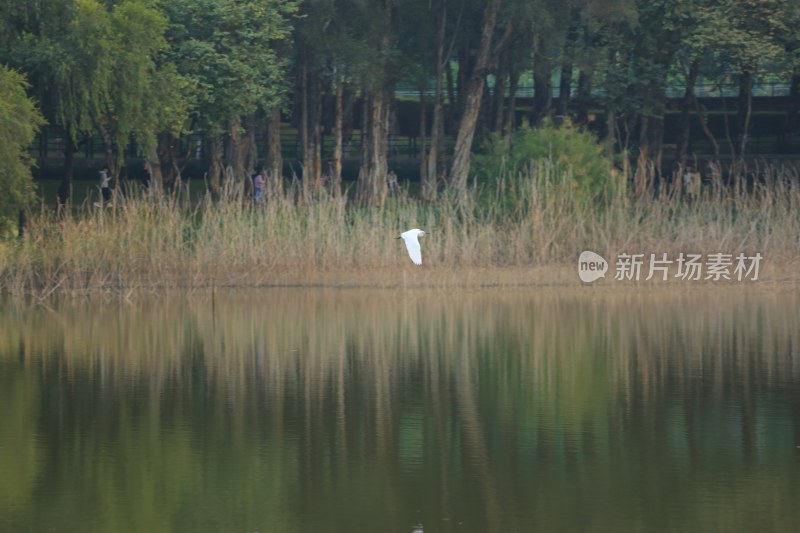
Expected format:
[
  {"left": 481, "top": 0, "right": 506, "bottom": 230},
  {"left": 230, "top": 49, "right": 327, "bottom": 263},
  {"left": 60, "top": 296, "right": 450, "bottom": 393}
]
[{"left": 1, "top": 161, "right": 799, "bottom": 295}]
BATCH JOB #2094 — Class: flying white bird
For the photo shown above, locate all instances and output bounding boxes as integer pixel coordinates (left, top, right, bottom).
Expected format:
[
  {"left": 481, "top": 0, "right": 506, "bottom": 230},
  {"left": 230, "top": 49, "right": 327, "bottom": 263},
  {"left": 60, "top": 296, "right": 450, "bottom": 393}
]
[{"left": 397, "top": 228, "right": 427, "bottom": 265}]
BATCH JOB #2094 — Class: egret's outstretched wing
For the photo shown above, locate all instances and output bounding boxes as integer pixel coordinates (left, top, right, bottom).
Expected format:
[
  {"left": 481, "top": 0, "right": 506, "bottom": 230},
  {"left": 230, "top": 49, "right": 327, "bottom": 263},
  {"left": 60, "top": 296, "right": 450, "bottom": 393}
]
[{"left": 404, "top": 237, "right": 422, "bottom": 265}]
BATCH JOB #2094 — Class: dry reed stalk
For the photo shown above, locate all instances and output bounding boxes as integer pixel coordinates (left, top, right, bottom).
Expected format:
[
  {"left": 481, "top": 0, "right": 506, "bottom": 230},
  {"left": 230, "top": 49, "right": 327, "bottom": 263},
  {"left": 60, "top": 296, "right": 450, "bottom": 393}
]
[{"left": 1, "top": 162, "right": 799, "bottom": 295}]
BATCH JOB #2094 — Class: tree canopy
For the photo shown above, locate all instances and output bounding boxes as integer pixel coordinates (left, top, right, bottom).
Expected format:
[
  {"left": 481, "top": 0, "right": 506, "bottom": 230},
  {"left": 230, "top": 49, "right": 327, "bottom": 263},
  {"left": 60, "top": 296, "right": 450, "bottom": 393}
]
[
  {"left": 0, "top": 65, "right": 44, "bottom": 233},
  {"left": 0, "top": 0, "right": 798, "bottom": 204}
]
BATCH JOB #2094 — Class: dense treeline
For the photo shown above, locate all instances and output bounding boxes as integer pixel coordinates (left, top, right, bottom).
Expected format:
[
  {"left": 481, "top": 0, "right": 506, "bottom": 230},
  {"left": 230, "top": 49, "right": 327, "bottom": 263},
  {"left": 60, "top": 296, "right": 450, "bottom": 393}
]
[{"left": 1, "top": 0, "right": 799, "bottom": 227}]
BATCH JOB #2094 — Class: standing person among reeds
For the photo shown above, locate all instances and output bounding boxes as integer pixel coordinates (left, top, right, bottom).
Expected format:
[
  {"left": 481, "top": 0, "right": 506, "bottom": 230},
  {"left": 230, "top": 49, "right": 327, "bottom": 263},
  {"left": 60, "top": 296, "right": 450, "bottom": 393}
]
[
  {"left": 252, "top": 167, "right": 265, "bottom": 202},
  {"left": 99, "top": 165, "right": 111, "bottom": 203}
]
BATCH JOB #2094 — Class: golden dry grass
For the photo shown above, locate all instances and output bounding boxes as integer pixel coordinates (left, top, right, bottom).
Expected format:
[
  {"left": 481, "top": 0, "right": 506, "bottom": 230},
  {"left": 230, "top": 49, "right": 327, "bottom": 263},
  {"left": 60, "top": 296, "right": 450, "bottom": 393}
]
[{"left": 2, "top": 163, "right": 800, "bottom": 295}]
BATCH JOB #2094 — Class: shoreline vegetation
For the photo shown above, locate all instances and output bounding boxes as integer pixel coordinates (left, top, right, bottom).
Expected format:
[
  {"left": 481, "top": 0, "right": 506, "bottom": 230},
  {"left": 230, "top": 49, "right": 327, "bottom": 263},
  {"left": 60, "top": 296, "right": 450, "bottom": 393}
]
[{"left": 2, "top": 161, "right": 800, "bottom": 296}]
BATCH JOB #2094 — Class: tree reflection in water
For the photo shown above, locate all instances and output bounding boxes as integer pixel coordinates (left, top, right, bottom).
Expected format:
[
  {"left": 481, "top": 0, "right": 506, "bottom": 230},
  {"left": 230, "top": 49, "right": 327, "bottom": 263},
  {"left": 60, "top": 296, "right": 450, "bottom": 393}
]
[{"left": 1, "top": 288, "right": 799, "bottom": 532}]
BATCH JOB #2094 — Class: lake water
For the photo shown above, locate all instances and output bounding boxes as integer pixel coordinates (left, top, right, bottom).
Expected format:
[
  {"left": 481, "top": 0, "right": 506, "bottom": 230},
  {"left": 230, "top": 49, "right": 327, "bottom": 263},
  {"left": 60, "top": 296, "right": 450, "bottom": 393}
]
[{"left": 1, "top": 288, "right": 799, "bottom": 532}]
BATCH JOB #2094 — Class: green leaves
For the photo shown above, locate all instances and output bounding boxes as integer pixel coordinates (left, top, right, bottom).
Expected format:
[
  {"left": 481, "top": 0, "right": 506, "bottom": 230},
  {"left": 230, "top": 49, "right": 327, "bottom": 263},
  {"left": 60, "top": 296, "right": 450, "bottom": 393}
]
[
  {"left": 0, "top": 66, "right": 45, "bottom": 234},
  {"left": 162, "top": 0, "right": 298, "bottom": 134},
  {"left": 0, "top": 0, "right": 296, "bottom": 167},
  {"left": 475, "top": 119, "right": 617, "bottom": 216}
]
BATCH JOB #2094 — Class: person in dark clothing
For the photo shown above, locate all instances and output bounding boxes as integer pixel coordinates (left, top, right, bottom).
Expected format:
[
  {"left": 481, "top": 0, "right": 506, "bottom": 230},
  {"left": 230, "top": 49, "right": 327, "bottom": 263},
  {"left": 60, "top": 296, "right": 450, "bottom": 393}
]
[{"left": 99, "top": 165, "right": 111, "bottom": 202}]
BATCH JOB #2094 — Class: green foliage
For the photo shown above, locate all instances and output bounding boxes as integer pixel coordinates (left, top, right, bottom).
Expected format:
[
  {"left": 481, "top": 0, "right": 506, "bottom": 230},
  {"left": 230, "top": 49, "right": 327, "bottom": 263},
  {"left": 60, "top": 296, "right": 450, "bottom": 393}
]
[
  {"left": 298, "top": 0, "right": 395, "bottom": 87},
  {"left": 0, "top": 66, "right": 45, "bottom": 235},
  {"left": 697, "top": 0, "right": 790, "bottom": 73},
  {"left": 101, "top": 0, "right": 175, "bottom": 154},
  {"left": 0, "top": 0, "right": 178, "bottom": 155},
  {"left": 475, "top": 119, "right": 618, "bottom": 211},
  {"left": 162, "top": 0, "right": 298, "bottom": 135},
  {"left": 1, "top": 0, "right": 105, "bottom": 137}
]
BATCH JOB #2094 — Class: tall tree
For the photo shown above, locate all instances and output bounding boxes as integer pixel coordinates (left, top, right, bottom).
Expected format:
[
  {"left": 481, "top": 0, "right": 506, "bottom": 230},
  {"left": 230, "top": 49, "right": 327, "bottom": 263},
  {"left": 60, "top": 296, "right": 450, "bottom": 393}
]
[
  {"left": 0, "top": 66, "right": 45, "bottom": 233},
  {"left": 644, "top": 0, "right": 728, "bottom": 168},
  {"left": 628, "top": 0, "right": 685, "bottom": 197},
  {"left": 292, "top": 0, "right": 335, "bottom": 198},
  {"left": 395, "top": 0, "right": 449, "bottom": 201},
  {"left": 352, "top": 0, "right": 398, "bottom": 206},
  {"left": 567, "top": 0, "right": 636, "bottom": 144},
  {"left": 2, "top": 0, "right": 109, "bottom": 203},
  {"left": 687, "top": 0, "right": 788, "bottom": 160},
  {"left": 781, "top": 2, "right": 800, "bottom": 149},
  {"left": 447, "top": 0, "right": 510, "bottom": 198},
  {"left": 1, "top": 0, "right": 186, "bottom": 199},
  {"left": 94, "top": 0, "right": 178, "bottom": 184},
  {"left": 162, "top": 0, "right": 297, "bottom": 198}
]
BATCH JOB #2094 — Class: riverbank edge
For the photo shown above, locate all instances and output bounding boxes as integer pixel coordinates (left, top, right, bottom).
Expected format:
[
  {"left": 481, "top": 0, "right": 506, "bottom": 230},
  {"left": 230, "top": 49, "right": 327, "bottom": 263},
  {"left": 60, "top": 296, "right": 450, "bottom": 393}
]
[{"left": 3, "top": 261, "right": 799, "bottom": 298}]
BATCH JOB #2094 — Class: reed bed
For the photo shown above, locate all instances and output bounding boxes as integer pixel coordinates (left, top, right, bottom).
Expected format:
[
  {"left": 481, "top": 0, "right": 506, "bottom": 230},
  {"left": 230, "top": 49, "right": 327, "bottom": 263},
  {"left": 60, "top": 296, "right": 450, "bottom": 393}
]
[{"left": 2, "top": 161, "right": 800, "bottom": 295}]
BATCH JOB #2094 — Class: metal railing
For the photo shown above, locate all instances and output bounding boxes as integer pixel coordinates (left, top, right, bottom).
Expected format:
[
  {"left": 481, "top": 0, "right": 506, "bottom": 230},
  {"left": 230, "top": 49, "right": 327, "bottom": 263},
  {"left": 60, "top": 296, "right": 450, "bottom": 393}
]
[{"left": 396, "top": 82, "right": 792, "bottom": 100}]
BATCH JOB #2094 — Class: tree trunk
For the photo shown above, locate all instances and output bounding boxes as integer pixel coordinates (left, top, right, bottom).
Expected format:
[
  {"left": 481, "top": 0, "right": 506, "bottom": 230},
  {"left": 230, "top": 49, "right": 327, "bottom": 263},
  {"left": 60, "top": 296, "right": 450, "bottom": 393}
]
[
  {"left": 445, "top": 58, "right": 457, "bottom": 129},
  {"left": 605, "top": 106, "right": 616, "bottom": 154},
  {"left": 312, "top": 73, "right": 323, "bottom": 189},
  {"left": 156, "top": 132, "right": 181, "bottom": 191},
  {"left": 784, "top": 72, "right": 800, "bottom": 150},
  {"left": 342, "top": 84, "right": 356, "bottom": 155},
  {"left": 557, "top": 14, "right": 579, "bottom": 120},
  {"left": 448, "top": 81, "right": 484, "bottom": 195},
  {"left": 504, "top": 69, "right": 520, "bottom": 135},
  {"left": 300, "top": 66, "right": 323, "bottom": 200},
  {"left": 358, "top": 97, "right": 370, "bottom": 197},
  {"left": 737, "top": 69, "right": 754, "bottom": 158},
  {"left": 719, "top": 83, "right": 736, "bottom": 161},
  {"left": 418, "top": 88, "right": 428, "bottom": 192},
  {"left": 332, "top": 79, "right": 344, "bottom": 196},
  {"left": 423, "top": 0, "right": 448, "bottom": 201},
  {"left": 58, "top": 138, "right": 77, "bottom": 206},
  {"left": 492, "top": 53, "right": 507, "bottom": 133},
  {"left": 357, "top": 89, "right": 390, "bottom": 205},
  {"left": 634, "top": 114, "right": 664, "bottom": 199},
  {"left": 456, "top": 44, "right": 469, "bottom": 116},
  {"left": 652, "top": 116, "right": 664, "bottom": 184},
  {"left": 205, "top": 135, "right": 224, "bottom": 199},
  {"left": 448, "top": 0, "right": 501, "bottom": 196},
  {"left": 692, "top": 98, "right": 720, "bottom": 158},
  {"left": 242, "top": 115, "right": 258, "bottom": 178},
  {"left": 557, "top": 61, "right": 572, "bottom": 119},
  {"left": 634, "top": 115, "right": 650, "bottom": 199},
  {"left": 266, "top": 106, "right": 283, "bottom": 196},
  {"left": 299, "top": 57, "right": 310, "bottom": 176},
  {"left": 356, "top": 0, "right": 393, "bottom": 206},
  {"left": 575, "top": 70, "right": 591, "bottom": 125},
  {"left": 145, "top": 145, "right": 163, "bottom": 195},
  {"left": 227, "top": 117, "right": 249, "bottom": 195},
  {"left": 675, "top": 60, "right": 699, "bottom": 171},
  {"left": 532, "top": 41, "right": 552, "bottom": 125}
]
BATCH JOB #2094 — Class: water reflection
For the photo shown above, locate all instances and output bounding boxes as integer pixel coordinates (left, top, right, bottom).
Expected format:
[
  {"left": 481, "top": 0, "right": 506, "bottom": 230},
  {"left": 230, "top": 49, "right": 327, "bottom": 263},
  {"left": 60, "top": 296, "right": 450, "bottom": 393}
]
[{"left": 1, "top": 289, "right": 799, "bottom": 532}]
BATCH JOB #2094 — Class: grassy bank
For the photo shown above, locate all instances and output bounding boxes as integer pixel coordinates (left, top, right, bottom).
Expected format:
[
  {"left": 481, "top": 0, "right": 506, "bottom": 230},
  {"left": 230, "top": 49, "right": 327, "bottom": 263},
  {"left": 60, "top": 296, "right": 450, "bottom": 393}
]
[{"left": 2, "top": 162, "right": 800, "bottom": 295}]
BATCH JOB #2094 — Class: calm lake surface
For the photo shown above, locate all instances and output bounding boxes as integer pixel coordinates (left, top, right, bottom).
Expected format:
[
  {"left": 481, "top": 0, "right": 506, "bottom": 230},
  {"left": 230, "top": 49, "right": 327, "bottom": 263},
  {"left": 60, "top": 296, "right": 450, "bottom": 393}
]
[{"left": 1, "top": 288, "right": 799, "bottom": 532}]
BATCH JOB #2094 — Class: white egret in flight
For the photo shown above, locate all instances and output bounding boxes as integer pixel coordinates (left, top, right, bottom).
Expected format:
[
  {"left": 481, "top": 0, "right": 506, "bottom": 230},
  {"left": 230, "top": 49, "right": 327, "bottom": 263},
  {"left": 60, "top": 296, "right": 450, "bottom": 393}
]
[{"left": 397, "top": 228, "right": 427, "bottom": 265}]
